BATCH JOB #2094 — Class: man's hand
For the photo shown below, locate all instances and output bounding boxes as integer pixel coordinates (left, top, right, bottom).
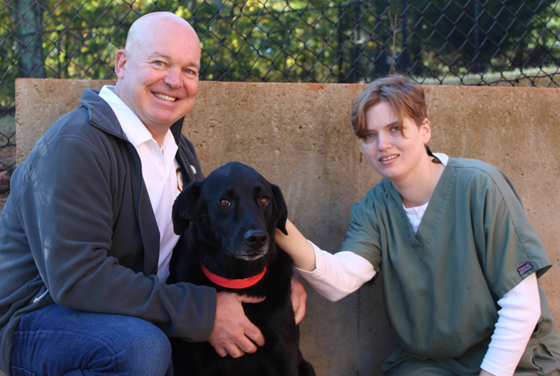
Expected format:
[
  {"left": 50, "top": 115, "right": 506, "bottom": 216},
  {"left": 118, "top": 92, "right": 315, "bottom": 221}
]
[
  {"left": 208, "top": 292, "right": 265, "bottom": 358},
  {"left": 291, "top": 272, "right": 307, "bottom": 325}
]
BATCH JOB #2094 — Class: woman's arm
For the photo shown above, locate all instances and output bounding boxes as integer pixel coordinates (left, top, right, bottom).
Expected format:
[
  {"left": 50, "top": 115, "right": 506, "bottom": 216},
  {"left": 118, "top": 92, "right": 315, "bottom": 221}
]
[
  {"left": 480, "top": 273, "right": 541, "bottom": 376},
  {"left": 299, "top": 244, "right": 376, "bottom": 301},
  {"left": 276, "top": 220, "right": 376, "bottom": 301}
]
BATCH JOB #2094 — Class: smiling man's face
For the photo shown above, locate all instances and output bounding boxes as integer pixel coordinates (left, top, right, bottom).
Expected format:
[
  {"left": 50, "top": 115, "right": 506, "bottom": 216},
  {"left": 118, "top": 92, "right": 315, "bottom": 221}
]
[{"left": 114, "top": 13, "right": 201, "bottom": 143}]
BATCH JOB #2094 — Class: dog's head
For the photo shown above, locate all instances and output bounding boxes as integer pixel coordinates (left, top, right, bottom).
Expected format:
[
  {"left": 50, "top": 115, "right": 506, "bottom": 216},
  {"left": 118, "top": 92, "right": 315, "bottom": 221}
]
[{"left": 172, "top": 162, "right": 288, "bottom": 273}]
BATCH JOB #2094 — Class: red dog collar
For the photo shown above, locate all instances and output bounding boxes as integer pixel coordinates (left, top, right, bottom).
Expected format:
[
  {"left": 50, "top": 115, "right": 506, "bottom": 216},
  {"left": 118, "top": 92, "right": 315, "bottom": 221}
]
[{"left": 201, "top": 262, "right": 267, "bottom": 289}]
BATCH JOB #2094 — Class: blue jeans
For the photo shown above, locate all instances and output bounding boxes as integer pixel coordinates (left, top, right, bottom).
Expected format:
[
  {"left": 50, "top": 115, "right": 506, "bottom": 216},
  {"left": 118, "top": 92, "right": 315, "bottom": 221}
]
[{"left": 11, "top": 304, "right": 173, "bottom": 376}]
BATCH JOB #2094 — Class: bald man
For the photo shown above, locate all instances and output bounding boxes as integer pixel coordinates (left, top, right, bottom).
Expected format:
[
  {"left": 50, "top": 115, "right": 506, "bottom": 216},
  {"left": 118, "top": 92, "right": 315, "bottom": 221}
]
[{"left": 0, "top": 12, "right": 305, "bottom": 376}]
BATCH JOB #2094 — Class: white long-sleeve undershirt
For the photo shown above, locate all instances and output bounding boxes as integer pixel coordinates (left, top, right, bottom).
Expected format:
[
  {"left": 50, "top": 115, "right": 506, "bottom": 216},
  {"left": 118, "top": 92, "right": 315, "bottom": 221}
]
[{"left": 296, "top": 244, "right": 540, "bottom": 376}]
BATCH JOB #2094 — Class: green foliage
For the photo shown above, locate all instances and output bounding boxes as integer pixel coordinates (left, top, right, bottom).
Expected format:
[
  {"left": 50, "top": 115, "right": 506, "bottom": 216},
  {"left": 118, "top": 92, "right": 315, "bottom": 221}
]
[
  {"left": 405, "top": 0, "right": 555, "bottom": 77},
  {"left": 1, "top": 0, "right": 559, "bottom": 115},
  {"left": 193, "top": 0, "right": 358, "bottom": 82},
  {"left": 0, "top": 0, "right": 558, "bottom": 168},
  {"left": 1, "top": 0, "right": 136, "bottom": 108}
]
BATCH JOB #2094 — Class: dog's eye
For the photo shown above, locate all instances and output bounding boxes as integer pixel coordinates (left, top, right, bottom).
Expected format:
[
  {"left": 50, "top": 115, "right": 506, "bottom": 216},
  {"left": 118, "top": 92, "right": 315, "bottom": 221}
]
[
  {"left": 220, "top": 199, "right": 231, "bottom": 207},
  {"left": 259, "top": 197, "right": 269, "bottom": 206}
]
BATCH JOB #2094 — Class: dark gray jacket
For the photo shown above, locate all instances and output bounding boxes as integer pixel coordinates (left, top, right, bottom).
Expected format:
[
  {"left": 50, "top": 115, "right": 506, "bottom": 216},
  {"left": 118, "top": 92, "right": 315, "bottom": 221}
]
[{"left": 0, "top": 89, "right": 217, "bottom": 374}]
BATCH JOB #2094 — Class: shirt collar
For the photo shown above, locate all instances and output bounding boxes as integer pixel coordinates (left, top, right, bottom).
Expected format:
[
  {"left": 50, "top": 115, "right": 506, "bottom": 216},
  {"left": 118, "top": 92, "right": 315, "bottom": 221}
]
[{"left": 99, "top": 85, "right": 154, "bottom": 148}]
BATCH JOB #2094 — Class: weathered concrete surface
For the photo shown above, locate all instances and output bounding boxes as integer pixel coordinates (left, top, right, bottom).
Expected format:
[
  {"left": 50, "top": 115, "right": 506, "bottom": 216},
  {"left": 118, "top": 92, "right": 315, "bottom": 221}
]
[
  {"left": 13, "top": 78, "right": 560, "bottom": 376},
  {"left": 15, "top": 79, "right": 113, "bottom": 166}
]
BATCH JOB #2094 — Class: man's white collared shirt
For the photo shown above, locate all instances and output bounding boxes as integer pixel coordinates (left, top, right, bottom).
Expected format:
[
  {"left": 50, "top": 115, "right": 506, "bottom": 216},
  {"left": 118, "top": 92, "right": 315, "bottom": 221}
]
[{"left": 99, "top": 85, "right": 180, "bottom": 284}]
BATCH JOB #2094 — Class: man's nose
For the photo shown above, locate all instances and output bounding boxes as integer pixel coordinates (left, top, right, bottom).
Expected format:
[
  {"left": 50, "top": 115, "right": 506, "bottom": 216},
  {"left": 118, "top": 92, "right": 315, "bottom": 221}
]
[{"left": 163, "top": 68, "right": 183, "bottom": 88}]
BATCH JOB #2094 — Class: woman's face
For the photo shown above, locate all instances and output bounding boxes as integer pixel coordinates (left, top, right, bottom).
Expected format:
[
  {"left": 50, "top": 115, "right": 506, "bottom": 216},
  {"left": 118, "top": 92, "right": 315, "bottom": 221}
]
[{"left": 361, "top": 101, "right": 431, "bottom": 183}]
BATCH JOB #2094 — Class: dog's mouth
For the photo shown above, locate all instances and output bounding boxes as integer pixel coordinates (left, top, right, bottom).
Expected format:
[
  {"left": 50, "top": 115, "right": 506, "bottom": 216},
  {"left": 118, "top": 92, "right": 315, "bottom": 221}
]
[
  {"left": 224, "top": 245, "right": 269, "bottom": 261},
  {"left": 236, "top": 253, "right": 266, "bottom": 261}
]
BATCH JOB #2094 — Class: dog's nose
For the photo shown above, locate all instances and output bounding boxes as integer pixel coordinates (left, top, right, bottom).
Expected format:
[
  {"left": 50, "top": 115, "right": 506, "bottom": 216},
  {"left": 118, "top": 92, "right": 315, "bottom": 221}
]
[{"left": 244, "top": 229, "right": 268, "bottom": 249}]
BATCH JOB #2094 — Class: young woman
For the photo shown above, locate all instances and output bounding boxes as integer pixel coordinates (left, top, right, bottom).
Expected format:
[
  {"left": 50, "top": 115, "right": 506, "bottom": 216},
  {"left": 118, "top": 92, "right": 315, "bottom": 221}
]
[{"left": 276, "top": 75, "right": 560, "bottom": 376}]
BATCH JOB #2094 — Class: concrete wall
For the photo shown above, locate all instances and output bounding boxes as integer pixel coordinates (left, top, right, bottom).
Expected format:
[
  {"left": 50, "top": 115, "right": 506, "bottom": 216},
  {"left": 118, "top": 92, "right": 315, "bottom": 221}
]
[{"left": 13, "top": 78, "right": 560, "bottom": 376}]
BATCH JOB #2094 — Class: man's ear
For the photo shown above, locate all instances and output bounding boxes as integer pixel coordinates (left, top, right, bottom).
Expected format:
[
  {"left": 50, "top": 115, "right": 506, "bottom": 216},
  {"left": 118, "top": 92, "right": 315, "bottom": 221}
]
[
  {"left": 271, "top": 184, "right": 288, "bottom": 235},
  {"left": 172, "top": 181, "right": 202, "bottom": 235},
  {"left": 114, "top": 49, "right": 128, "bottom": 79}
]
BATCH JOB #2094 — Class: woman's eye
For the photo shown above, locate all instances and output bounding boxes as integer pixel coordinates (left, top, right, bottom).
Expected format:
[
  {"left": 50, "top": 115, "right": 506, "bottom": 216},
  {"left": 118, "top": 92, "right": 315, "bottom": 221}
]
[
  {"left": 220, "top": 199, "right": 231, "bottom": 207},
  {"left": 365, "top": 133, "right": 375, "bottom": 139},
  {"left": 259, "top": 197, "right": 269, "bottom": 206},
  {"left": 391, "top": 126, "right": 400, "bottom": 132}
]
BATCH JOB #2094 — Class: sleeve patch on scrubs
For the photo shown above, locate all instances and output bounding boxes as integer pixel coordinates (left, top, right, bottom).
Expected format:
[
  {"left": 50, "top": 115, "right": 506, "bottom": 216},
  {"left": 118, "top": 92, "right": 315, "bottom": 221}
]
[{"left": 517, "top": 262, "right": 533, "bottom": 276}]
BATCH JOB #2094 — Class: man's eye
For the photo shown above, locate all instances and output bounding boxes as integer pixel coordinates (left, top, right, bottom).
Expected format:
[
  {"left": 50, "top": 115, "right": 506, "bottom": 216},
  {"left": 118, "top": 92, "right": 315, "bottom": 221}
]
[
  {"left": 220, "top": 199, "right": 231, "bottom": 207},
  {"left": 259, "top": 197, "right": 269, "bottom": 206},
  {"left": 155, "top": 61, "right": 164, "bottom": 66},
  {"left": 185, "top": 69, "right": 199, "bottom": 77}
]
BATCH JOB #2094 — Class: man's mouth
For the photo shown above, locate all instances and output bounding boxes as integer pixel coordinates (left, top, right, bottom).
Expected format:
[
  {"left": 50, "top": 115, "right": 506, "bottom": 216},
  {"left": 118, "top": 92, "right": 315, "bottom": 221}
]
[
  {"left": 153, "top": 93, "right": 177, "bottom": 102},
  {"left": 380, "top": 155, "right": 399, "bottom": 162}
]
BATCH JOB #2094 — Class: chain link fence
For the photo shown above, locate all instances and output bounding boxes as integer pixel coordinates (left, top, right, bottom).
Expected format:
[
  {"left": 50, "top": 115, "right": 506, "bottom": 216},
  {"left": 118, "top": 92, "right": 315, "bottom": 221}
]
[{"left": 1, "top": 0, "right": 560, "bottom": 171}]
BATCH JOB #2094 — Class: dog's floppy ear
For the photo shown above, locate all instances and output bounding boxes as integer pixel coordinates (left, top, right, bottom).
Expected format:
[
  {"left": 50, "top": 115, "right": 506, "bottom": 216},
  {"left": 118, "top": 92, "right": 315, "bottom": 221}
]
[
  {"left": 172, "top": 181, "right": 202, "bottom": 235},
  {"left": 271, "top": 184, "right": 288, "bottom": 235}
]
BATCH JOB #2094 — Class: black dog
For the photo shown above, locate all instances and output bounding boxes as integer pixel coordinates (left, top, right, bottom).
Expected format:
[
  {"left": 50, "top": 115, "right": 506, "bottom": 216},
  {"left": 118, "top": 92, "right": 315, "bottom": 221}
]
[{"left": 169, "top": 162, "right": 314, "bottom": 376}]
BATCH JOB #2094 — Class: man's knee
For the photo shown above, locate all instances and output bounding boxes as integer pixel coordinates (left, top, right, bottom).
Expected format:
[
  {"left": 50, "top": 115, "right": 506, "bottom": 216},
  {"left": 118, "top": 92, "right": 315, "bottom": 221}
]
[
  {"left": 112, "top": 317, "right": 172, "bottom": 375},
  {"left": 12, "top": 305, "right": 172, "bottom": 376},
  {"left": 71, "top": 314, "right": 172, "bottom": 376}
]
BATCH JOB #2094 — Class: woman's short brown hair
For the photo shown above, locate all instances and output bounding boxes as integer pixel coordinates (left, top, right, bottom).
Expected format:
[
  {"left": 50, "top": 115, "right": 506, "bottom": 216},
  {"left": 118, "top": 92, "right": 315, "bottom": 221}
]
[{"left": 351, "top": 74, "right": 428, "bottom": 139}]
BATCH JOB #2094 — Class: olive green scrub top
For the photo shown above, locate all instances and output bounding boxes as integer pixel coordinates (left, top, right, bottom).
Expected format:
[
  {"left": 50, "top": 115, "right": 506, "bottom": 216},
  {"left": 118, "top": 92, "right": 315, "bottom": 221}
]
[{"left": 341, "top": 157, "right": 560, "bottom": 375}]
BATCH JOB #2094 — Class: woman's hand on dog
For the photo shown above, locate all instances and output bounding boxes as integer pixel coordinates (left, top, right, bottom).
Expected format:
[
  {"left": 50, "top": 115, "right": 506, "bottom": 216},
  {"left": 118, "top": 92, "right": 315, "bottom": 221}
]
[
  {"left": 291, "top": 272, "right": 307, "bottom": 325},
  {"left": 275, "top": 220, "right": 317, "bottom": 272},
  {"left": 209, "top": 292, "right": 266, "bottom": 358}
]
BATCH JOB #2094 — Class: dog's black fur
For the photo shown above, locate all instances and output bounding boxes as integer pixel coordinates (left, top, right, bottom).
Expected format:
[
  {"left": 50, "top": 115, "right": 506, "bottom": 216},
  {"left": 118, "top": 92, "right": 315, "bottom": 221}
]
[{"left": 168, "top": 161, "right": 314, "bottom": 376}]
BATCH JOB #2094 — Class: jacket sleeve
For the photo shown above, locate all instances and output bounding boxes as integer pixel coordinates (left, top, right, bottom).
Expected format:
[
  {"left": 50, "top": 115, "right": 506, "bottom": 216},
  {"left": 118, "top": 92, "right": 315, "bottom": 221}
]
[{"left": 12, "top": 128, "right": 216, "bottom": 342}]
